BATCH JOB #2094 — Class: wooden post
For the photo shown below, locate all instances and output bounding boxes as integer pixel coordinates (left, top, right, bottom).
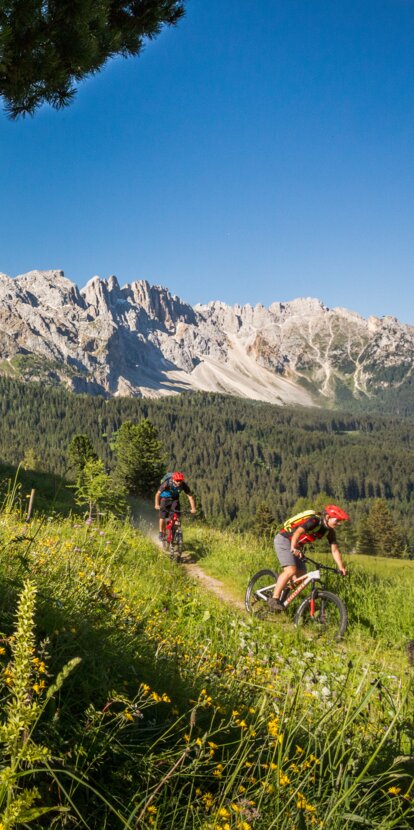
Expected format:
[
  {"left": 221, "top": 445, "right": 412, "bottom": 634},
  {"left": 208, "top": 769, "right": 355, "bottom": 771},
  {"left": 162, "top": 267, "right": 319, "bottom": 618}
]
[{"left": 26, "top": 489, "right": 35, "bottom": 523}]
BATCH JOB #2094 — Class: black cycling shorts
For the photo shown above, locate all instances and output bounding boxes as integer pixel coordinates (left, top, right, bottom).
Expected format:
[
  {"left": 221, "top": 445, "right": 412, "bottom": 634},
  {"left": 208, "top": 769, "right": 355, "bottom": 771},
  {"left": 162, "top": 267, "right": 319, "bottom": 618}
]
[{"left": 159, "top": 497, "right": 180, "bottom": 519}]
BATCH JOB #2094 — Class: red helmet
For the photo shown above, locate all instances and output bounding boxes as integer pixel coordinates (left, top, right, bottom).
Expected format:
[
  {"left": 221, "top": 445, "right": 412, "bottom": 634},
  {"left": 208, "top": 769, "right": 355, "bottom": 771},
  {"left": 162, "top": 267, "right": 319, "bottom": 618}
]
[
  {"left": 172, "top": 471, "right": 185, "bottom": 482},
  {"left": 324, "top": 504, "right": 350, "bottom": 521}
]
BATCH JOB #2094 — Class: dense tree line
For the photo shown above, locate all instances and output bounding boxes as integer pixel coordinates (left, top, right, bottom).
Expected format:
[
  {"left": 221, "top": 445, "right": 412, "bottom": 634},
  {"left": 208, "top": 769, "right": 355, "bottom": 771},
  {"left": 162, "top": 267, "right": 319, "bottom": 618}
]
[{"left": 0, "top": 377, "right": 414, "bottom": 550}]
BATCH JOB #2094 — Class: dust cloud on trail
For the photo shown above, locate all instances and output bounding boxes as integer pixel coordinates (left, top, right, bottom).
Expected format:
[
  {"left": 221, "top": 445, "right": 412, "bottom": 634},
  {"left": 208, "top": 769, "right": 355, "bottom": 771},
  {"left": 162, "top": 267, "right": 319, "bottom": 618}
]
[
  {"left": 129, "top": 497, "right": 160, "bottom": 545},
  {"left": 128, "top": 497, "right": 244, "bottom": 611}
]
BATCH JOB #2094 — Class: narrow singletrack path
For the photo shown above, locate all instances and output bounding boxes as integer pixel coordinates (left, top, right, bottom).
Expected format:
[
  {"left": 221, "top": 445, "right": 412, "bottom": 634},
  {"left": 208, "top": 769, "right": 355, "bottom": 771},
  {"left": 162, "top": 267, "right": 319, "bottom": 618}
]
[
  {"left": 181, "top": 561, "right": 245, "bottom": 611},
  {"left": 132, "top": 498, "right": 244, "bottom": 611}
]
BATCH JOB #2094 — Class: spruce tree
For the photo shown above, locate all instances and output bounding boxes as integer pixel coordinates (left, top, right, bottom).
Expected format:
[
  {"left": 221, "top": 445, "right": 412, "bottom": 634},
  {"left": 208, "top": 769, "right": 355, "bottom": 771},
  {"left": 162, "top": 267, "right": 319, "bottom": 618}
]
[
  {"left": 366, "top": 499, "right": 403, "bottom": 558},
  {"left": 112, "top": 418, "right": 166, "bottom": 496},
  {"left": 253, "top": 501, "right": 276, "bottom": 539},
  {"left": 68, "top": 434, "right": 98, "bottom": 474},
  {"left": 355, "top": 514, "right": 377, "bottom": 555},
  {"left": 0, "top": 1, "right": 185, "bottom": 117}
]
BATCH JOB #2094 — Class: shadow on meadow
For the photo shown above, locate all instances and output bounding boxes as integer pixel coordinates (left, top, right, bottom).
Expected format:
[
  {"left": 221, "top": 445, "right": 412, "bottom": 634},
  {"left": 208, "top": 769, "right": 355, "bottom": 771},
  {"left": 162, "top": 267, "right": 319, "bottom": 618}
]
[
  {"left": 0, "top": 461, "right": 78, "bottom": 516},
  {"left": 1, "top": 526, "right": 414, "bottom": 829},
  {"left": 182, "top": 536, "right": 210, "bottom": 562},
  {"left": 1, "top": 568, "right": 204, "bottom": 721},
  {"left": 0, "top": 555, "right": 227, "bottom": 825}
]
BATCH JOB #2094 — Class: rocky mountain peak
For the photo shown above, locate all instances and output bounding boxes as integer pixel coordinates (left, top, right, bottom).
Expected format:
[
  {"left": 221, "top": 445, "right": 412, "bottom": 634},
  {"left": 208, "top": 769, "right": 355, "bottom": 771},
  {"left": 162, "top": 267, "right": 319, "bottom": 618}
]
[
  {"left": 16, "top": 269, "right": 85, "bottom": 309},
  {"left": 0, "top": 269, "right": 413, "bottom": 408},
  {"left": 127, "top": 279, "right": 197, "bottom": 330}
]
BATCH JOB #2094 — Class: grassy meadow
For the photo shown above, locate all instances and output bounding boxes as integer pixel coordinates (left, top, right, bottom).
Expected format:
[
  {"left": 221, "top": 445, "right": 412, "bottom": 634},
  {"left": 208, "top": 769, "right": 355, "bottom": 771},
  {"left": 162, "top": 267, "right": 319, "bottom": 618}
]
[{"left": 0, "top": 499, "right": 413, "bottom": 829}]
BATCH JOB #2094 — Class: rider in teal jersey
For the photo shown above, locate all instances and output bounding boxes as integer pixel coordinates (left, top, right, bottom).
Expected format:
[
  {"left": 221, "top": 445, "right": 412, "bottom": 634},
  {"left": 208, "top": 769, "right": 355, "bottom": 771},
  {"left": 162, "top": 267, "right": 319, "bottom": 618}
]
[{"left": 154, "top": 471, "right": 196, "bottom": 540}]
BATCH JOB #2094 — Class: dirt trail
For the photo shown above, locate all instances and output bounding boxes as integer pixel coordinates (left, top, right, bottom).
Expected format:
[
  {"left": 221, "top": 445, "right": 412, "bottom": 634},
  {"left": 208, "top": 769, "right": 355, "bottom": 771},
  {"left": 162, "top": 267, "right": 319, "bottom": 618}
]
[
  {"left": 132, "top": 498, "right": 245, "bottom": 611},
  {"left": 182, "top": 561, "right": 245, "bottom": 611}
]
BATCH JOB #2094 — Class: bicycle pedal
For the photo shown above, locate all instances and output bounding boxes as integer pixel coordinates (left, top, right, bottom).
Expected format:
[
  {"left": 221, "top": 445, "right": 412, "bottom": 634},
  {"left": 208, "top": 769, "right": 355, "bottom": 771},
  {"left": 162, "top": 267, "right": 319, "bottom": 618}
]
[{"left": 268, "top": 598, "right": 285, "bottom": 612}]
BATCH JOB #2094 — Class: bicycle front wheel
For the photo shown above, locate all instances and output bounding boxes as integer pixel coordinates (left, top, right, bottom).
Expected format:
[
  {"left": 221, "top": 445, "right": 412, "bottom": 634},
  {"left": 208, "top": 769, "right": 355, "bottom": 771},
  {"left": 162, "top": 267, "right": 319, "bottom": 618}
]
[
  {"left": 171, "top": 529, "right": 183, "bottom": 562},
  {"left": 245, "top": 569, "right": 278, "bottom": 619},
  {"left": 175, "top": 528, "right": 183, "bottom": 555},
  {"left": 294, "top": 590, "right": 348, "bottom": 639}
]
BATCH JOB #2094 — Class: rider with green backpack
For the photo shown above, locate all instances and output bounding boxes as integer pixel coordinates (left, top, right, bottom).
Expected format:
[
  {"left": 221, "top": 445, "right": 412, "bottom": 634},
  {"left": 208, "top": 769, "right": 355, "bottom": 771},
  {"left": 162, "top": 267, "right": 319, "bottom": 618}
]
[{"left": 268, "top": 505, "right": 349, "bottom": 612}]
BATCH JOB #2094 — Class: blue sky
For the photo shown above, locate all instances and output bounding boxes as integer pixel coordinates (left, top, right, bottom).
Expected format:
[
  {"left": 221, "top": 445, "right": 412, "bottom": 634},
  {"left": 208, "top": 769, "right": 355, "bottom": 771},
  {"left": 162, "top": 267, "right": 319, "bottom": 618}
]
[{"left": 1, "top": 0, "right": 414, "bottom": 322}]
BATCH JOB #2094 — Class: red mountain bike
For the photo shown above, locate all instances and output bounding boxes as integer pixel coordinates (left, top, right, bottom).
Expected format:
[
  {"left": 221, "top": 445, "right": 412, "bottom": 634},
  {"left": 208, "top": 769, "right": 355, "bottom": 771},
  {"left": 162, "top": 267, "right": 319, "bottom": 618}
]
[{"left": 162, "top": 512, "right": 183, "bottom": 562}]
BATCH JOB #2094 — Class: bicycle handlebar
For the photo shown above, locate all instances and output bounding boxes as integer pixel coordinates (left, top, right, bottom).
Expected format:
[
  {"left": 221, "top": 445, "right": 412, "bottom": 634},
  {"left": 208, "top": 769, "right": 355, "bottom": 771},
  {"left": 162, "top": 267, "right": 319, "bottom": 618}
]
[{"left": 302, "top": 555, "right": 345, "bottom": 575}]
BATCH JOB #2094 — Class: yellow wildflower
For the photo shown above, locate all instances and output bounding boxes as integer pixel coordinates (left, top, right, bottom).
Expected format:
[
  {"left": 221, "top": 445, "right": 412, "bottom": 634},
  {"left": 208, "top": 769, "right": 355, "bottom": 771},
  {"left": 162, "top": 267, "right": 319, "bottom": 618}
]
[
  {"left": 388, "top": 786, "right": 401, "bottom": 796},
  {"left": 309, "top": 754, "right": 320, "bottom": 764},
  {"left": 279, "top": 771, "right": 290, "bottom": 787},
  {"left": 202, "top": 792, "right": 214, "bottom": 810}
]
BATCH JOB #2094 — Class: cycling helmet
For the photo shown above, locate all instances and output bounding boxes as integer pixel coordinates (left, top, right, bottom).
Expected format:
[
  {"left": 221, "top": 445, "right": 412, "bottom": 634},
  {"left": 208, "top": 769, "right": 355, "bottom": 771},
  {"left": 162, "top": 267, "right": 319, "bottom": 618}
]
[
  {"left": 324, "top": 504, "right": 350, "bottom": 521},
  {"left": 172, "top": 471, "right": 185, "bottom": 482}
]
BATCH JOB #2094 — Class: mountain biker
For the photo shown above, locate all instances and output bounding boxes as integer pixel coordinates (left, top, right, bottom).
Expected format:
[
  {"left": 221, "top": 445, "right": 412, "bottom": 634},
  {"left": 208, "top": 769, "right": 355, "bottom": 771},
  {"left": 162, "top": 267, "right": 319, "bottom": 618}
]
[
  {"left": 268, "top": 504, "right": 349, "bottom": 611},
  {"left": 154, "top": 471, "right": 196, "bottom": 541}
]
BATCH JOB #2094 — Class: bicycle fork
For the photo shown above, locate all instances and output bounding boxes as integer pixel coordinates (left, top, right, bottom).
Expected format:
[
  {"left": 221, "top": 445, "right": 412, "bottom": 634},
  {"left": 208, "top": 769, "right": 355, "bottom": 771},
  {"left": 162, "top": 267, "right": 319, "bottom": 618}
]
[{"left": 282, "top": 576, "right": 321, "bottom": 613}]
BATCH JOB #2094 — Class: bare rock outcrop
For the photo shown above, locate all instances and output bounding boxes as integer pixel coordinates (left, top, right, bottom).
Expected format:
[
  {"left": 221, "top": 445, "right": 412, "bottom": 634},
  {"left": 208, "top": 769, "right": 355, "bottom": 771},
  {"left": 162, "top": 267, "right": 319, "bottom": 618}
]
[{"left": 0, "top": 269, "right": 413, "bottom": 406}]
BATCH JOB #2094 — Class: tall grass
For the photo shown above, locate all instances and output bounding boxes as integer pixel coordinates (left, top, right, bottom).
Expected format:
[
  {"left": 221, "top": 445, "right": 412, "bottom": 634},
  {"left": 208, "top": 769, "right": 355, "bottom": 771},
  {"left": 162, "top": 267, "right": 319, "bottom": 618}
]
[
  {"left": 184, "top": 525, "right": 414, "bottom": 648},
  {"left": 0, "top": 507, "right": 412, "bottom": 828}
]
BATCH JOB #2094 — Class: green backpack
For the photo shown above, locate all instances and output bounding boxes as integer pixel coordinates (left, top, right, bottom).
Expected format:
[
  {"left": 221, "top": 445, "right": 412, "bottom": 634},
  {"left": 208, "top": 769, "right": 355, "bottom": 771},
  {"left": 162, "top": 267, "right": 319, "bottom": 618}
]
[{"left": 282, "top": 509, "right": 321, "bottom": 534}]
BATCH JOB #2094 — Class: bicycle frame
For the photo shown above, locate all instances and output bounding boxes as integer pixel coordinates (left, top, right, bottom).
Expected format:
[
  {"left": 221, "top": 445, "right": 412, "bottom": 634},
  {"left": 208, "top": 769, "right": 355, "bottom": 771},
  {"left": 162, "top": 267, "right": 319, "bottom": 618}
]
[
  {"left": 283, "top": 568, "right": 321, "bottom": 607},
  {"left": 166, "top": 512, "right": 180, "bottom": 543},
  {"left": 255, "top": 556, "right": 339, "bottom": 616},
  {"left": 254, "top": 569, "right": 321, "bottom": 607}
]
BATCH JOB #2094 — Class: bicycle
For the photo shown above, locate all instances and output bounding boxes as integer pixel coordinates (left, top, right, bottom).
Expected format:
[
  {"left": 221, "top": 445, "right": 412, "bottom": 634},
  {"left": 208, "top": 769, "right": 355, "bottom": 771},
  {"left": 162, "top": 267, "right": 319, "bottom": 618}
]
[
  {"left": 162, "top": 511, "right": 183, "bottom": 562},
  {"left": 245, "top": 556, "right": 348, "bottom": 639}
]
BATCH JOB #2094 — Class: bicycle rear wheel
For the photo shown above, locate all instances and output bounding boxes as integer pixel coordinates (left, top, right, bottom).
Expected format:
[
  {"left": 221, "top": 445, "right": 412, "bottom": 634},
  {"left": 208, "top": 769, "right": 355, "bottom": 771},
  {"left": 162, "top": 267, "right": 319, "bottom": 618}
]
[
  {"left": 294, "top": 590, "right": 348, "bottom": 639},
  {"left": 245, "top": 569, "right": 278, "bottom": 619}
]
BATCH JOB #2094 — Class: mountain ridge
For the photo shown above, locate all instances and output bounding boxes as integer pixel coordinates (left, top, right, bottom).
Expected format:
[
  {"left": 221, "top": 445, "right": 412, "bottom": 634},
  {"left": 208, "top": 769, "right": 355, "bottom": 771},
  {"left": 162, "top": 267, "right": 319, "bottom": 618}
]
[{"left": 0, "top": 268, "right": 413, "bottom": 409}]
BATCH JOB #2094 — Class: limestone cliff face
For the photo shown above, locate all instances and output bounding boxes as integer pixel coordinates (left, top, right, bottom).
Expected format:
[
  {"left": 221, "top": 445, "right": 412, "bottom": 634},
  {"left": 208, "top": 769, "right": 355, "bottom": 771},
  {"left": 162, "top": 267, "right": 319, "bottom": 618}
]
[{"left": 0, "top": 269, "right": 413, "bottom": 406}]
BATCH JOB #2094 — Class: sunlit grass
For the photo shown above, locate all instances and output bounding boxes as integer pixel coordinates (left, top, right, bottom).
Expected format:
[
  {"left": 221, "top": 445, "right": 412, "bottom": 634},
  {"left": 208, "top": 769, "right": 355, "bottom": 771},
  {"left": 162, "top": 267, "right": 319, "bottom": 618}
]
[
  {"left": 0, "top": 509, "right": 412, "bottom": 828},
  {"left": 183, "top": 524, "right": 414, "bottom": 651}
]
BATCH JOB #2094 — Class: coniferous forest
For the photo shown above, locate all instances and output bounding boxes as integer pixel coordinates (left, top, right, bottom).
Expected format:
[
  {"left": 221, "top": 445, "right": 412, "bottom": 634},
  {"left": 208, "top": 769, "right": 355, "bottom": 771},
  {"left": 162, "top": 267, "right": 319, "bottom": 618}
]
[{"left": 1, "top": 375, "right": 414, "bottom": 551}]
